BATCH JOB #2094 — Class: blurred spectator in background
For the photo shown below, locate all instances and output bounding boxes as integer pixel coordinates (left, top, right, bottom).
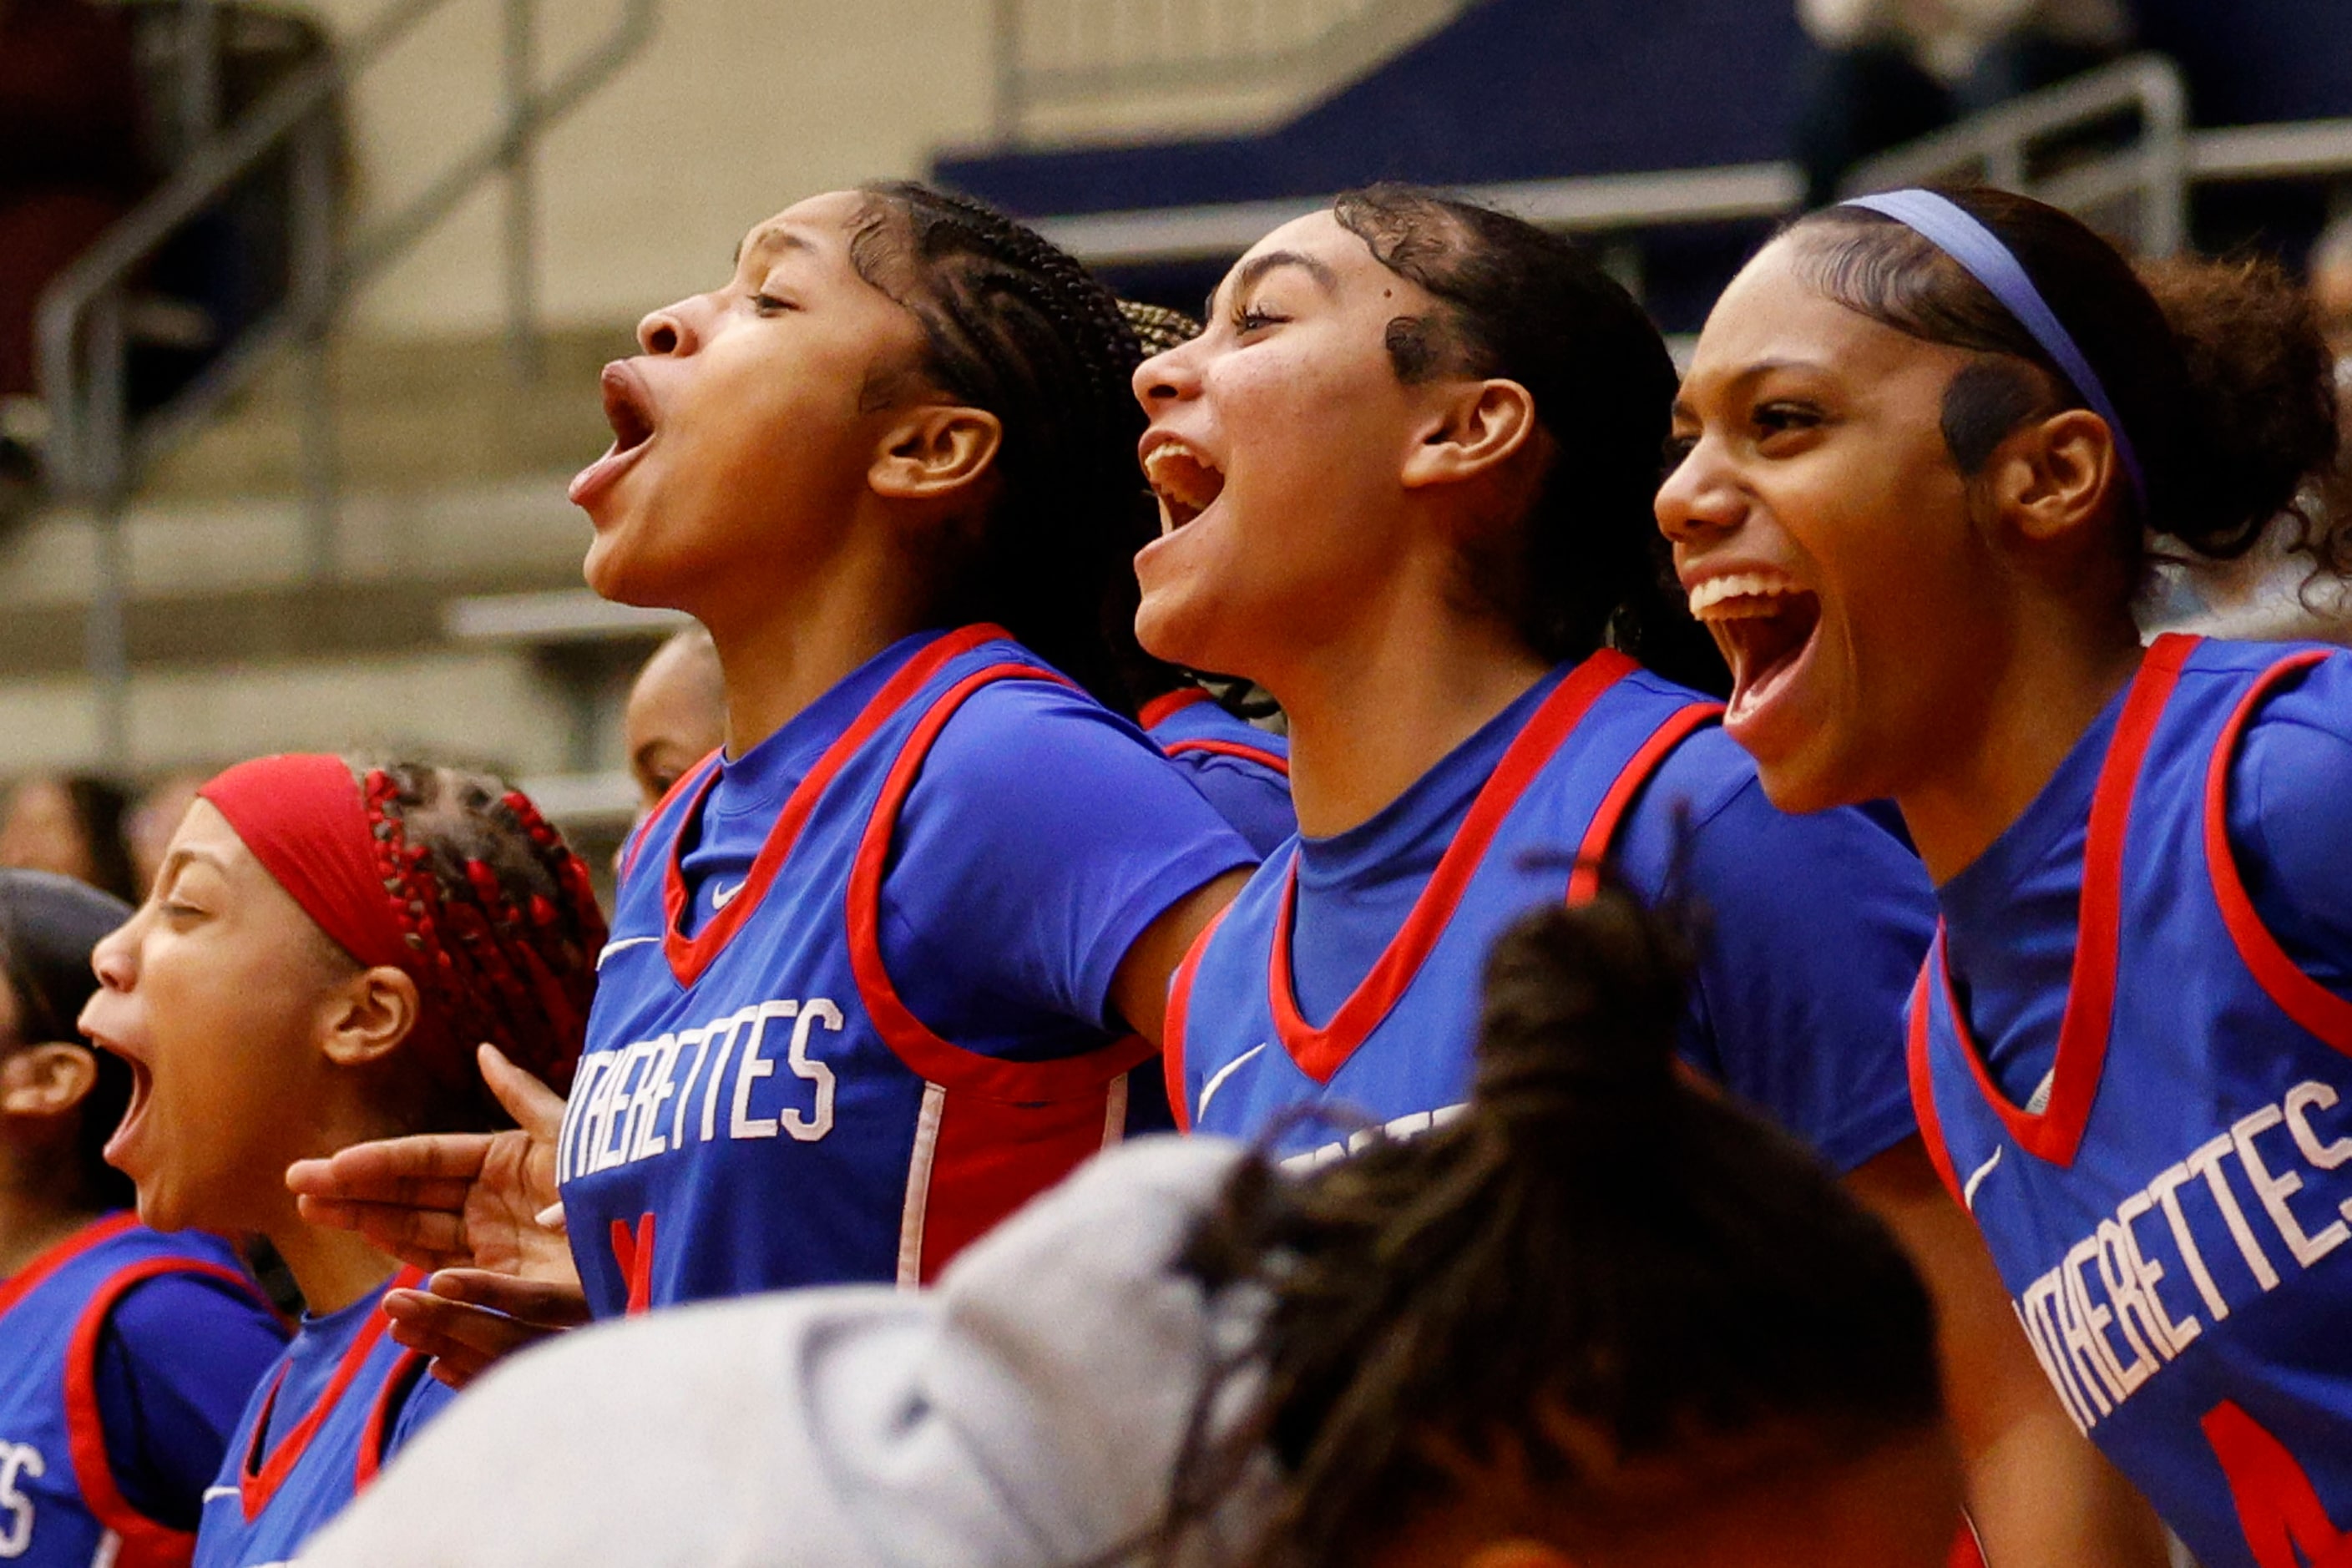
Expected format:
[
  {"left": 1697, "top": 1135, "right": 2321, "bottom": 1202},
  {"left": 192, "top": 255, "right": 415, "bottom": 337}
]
[
  {"left": 625, "top": 625, "right": 726, "bottom": 816},
  {"left": 0, "top": 772, "right": 138, "bottom": 901},
  {"left": 0, "top": 0, "right": 153, "bottom": 520},
  {"left": 126, "top": 768, "right": 207, "bottom": 895},
  {"left": 1793, "top": 0, "right": 2132, "bottom": 208}
]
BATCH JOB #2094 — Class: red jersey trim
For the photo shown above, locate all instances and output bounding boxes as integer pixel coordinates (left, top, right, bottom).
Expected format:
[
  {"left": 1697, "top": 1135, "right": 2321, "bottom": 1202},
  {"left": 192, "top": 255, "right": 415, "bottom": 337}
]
[
  {"left": 2203, "top": 648, "right": 2352, "bottom": 1055},
  {"left": 1138, "top": 687, "right": 1211, "bottom": 729},
  {"left": 660, "top": 625, "right": 1008, "bottom": 989},
  {"left": 1936, "top": 634, "right": 2196, "bottom": 1168},
  {"left": 352, "top": 1348, "right": 430, "bottom": 1492},
  {"left": 1161, "top": 737, "right": 1292, "bottom": 778},
  {"left": 846, "top": 661, "right": 1160, "bottom": 1099},
  {"left": 1565, "top": 700, "right": 1721, "bottom": 906},
  {"left": 1162, "top": 903, "right": 1234, "bottom": 1133},
  {"left": 1266, "top": 652, "right": 1641, "bottom": 1085},
  {"left": 65, "top": 1253, "right": 260, "bottom": 1565},
  {"left": 238, "top": 1267, "right": 423, "bottom": 1523},
  {"left": 1905, "top": 953, "right": 1966, "bottom": 1210},
  {"left": 0, "top": 1211, "right": 139, "bottom": 1321}
]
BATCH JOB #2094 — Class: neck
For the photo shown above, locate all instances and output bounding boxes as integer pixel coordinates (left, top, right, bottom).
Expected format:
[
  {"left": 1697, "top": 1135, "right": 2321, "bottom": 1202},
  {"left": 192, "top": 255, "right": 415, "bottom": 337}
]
[
  {"left": 700, "top": 527, "right": 942, "bottom": 756},
  {"left": 262, "top": 1206, "right": 401, "bottom": 1318},
  {"left": 1267, "top": 580, "right": 1552, "bottom": 837},
  {"left": 1896, "top": 604, "right": 2145, "bottom": 885},
  {"left": 0, "top": 1169, "right": 103, "bottom": 1280}
]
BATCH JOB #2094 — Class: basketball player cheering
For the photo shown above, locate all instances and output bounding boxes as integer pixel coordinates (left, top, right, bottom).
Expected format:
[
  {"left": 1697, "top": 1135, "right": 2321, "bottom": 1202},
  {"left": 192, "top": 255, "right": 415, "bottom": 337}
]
[{"left": 1662, "top": 186, "right": 2352, "bottom": 1568}]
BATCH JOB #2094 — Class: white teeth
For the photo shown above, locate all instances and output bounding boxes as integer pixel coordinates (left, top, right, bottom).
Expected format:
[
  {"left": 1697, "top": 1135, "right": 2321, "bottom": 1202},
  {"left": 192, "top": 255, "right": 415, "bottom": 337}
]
[
  {"left": 1687, "top": 571, "right": 1808, "bottom": 620},
  {"left": 1143, "top": 442, "right": 1223, "bottom": 513}
]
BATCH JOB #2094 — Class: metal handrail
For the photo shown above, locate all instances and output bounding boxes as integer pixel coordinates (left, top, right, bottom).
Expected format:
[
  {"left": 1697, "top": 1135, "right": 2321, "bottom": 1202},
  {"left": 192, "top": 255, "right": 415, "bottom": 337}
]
[
  {"left": 1842, "top": 52, "right": 2189, "bottom": 255},
  {"left": 33, "top": 0, "right": 655, "bottom": 765}
]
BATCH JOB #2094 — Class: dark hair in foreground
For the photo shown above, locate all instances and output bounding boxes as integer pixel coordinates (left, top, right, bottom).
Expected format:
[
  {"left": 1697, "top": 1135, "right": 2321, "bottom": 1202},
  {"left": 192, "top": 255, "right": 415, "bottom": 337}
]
[
  {"left": 1784, "top": 186, "right": 2344, "bottom": 575},
  {"left": 1332, "top": 185, "right": 1728, "bottom": 695},
  {"left": 1165, "top": 887, "right": 1942, "bottom": 1566},
  {"left": 0, "top": 870, "right": 136, "bottom": 1209},
  {"left": 847, "top": 181, "right": 1155, "bottom": 715}
]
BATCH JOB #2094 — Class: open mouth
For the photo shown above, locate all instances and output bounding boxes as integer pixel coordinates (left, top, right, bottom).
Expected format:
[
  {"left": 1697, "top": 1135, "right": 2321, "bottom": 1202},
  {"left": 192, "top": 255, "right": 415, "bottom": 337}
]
[
  {"left": 1141, "top": 441, "right": 1226, "bottom": 534},
  {"left": 568, "top": 362, "right": 660, "bottom": 507},
  {"left": 1688, "top": 571, "right": 1823, "bottom": 729},
  {"left": 104, "top": 1052, "right": 153, "bottom": 1170}
]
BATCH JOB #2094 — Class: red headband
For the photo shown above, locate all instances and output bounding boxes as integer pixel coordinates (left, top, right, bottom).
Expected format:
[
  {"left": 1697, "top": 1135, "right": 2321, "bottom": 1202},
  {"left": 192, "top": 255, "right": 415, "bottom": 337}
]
[{"left": 199, "top": 754, "right": 414, "bottom": 976}]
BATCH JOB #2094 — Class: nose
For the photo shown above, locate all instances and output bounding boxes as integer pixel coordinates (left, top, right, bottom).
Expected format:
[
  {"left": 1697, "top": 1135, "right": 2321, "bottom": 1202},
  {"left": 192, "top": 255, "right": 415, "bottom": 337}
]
[
  {"left": 1131, "top": 339, "right": 1201, "bottom": 412},
  {"left": 1655, "top": 434, "right": 1748, "bottom": 548},
  {"left": 636, "top": 294, "right": 709, "bottom": 357},
  {"left": 89, "top": 913, "right": 139, "bottom": 997}
]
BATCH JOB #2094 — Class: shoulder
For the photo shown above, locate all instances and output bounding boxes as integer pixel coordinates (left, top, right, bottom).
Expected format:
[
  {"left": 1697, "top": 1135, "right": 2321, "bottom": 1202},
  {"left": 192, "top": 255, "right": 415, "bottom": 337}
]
[
  {"left": 101, "top": 1266, "right": 278, "bottom": 1349},
  {"left": 914, "top": 676, "right": 1232, "bottom": 827}
]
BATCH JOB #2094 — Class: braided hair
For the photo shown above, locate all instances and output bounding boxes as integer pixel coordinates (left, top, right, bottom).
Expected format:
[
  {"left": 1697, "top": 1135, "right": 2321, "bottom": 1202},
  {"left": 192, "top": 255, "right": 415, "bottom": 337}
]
[
  {"left": 359, "top": 762, "right": 606, "bottom": 1126},
  {"left": 1164, "top": 887, "right": 1941, "bottom": 1566},
  {"left": 847, "top": 182, "right": 1154, "bottom": 713}
]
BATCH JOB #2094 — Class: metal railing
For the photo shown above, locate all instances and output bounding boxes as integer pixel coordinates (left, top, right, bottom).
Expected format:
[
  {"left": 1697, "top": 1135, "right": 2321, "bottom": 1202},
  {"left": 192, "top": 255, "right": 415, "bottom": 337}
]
[
  {"left": 1842, "top": 53, "right": 2191, "bottom": 254},
  {"left": 34, "top": 0, "right": 656, "bottom": 765},
  {"left": 993, "top": 0, "right": 1469, "bottom": 141}
]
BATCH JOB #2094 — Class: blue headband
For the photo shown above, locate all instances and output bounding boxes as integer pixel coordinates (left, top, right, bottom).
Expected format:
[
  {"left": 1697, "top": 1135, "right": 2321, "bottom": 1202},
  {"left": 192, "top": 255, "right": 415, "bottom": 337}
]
[{"left": 1839, "top": 189, "right": 2147, "bottom": 513}]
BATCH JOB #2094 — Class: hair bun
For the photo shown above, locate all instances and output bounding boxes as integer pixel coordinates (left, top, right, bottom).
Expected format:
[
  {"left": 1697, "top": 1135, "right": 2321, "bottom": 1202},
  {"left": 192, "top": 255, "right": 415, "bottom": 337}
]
[{"left": 1469, "top": 888, "right": 1690, "bottom": 1152}]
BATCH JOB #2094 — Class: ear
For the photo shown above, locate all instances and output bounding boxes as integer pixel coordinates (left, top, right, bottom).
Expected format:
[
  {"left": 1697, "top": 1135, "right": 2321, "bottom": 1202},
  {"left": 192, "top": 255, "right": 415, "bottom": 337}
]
[
  {"left": 0, "top": 1042, "right": 99, "bottom": 1119},
  {"left": 318, "top": 967, "right": 423, "bottom": 1070},
  {"left": 1463, "top": 1541, "right": 1579, "bottom": 1568},
  {"left": 869, "top": 405, "right": 1004, "bottom": 506},
  {"left": 1400, "top": 378, "right": 1540, "bottom": 492},
  {"left": 1987, "top": 407, "right": 2125, "bottom": 547}
]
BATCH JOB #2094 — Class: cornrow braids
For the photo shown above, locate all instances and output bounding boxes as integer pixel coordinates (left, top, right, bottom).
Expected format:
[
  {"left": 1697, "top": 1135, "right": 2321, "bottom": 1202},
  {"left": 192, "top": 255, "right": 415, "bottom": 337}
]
[
  {"left": 361, "top": 761, "right": 606, "bottom": 1126},
  {"left": 848, "top": 181, "right": 1154, "bottom": 714},
  {"left": 1162, "top": 888, "right": 1942, "bottom": 1567}
]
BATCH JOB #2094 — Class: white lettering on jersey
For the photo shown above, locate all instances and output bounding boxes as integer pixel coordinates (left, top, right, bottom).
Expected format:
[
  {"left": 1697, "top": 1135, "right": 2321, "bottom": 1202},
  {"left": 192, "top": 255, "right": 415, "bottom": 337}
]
[
  {"left": 1279, "top": 1102, "right": 1467, "bottom": 1172},
  {"left": 563, "top": 996, "right": 847, "bottom": 1177},
  {"left": 0, "top": 1440, "right": 44, "bottom": 1558},
  {"left": 2004, "top": 1076, "right": 2352, "bottom": 1434}
]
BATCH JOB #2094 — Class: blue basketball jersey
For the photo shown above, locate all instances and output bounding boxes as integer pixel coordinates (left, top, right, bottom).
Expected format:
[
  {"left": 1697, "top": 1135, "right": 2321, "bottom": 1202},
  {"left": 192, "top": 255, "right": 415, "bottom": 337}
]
[
  {"left": 0, "top": 1216, "right": 266, "bottom": 1568},
  {"left": 192, "top": 1269, "right": 433, "bottom": 1568},
  {"left": 1140, "top": 686, "right": 1295, "bottom": 856},
  {"left": 1168, "top": 650, "right": 1929, "bottom": 1170},
  {"left": 1911, "top": 634, "right": 2352, "bottom": 1568},
  {"left": 563, "top": 625, "right": 1196, "bottom": 1313}
]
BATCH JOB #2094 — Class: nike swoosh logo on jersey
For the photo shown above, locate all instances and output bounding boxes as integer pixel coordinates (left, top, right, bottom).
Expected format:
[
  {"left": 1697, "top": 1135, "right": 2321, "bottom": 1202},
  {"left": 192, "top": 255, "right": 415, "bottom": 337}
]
[
  {"left": 202, "top": 1485, "right": 240, "bottom": 1503},
  {"left": 711, "top": 880, "right": 746, "bottom": 910},
  {"left": 596, "top": 935, "right": 660, "bottom": 969},
  {"left": 1962, "top": 1147, "right": 2003, "bottom": 1211},
  {"left": 1196, "top": 1042, "right": 1267, "bottom": 1121}
]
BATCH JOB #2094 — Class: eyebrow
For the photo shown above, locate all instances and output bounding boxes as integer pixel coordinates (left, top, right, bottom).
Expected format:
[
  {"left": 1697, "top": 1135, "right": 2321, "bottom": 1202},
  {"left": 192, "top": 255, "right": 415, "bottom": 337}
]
[
  {"left": 1674, "top": 356, "right": 1832, "bottom": 416},
  {"left": 732, "top": 225, "right": 816, "bottom": 269},
  {"left": 1206, "top": 249, "right": 1341, "bottom": 321}
]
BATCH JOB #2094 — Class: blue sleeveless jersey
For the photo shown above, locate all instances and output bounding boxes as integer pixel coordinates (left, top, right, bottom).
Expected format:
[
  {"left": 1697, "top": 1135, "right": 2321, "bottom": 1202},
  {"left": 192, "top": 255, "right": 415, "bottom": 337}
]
[
  {"left": 1910, "top": 635, "right": 2352, "bottom": 1568},
  {"left": 1140, "top": 686, "right": 1295, "bottom": 857},
  {"left": 561, "top": 625, "right": 1163, "bottom": 1313},
  {"left": 192, "top": 1269, "right": 430, "bottom": 1568},
  {"left": 0, "top": 1217, "right": 263, "bottom": 1568},
  {"left": 1171, "top": 651, "right": 1742, "bottom": 1161}
]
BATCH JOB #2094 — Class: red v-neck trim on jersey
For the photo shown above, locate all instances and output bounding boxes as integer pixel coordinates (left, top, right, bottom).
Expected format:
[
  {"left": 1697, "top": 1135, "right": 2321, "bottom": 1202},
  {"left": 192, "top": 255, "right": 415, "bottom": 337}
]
[
  {"left": 1936, "top": 633, "right": 2196, "bottom": 1168},
  {"left": 238, "top": 1266, "right": 422, "bottom": 1523},
  {"left": 661, "top": 625, "right": 1007, "bottom": 989},
  {"left": 1267, "top": 651, "right": 1639, "bottom": 1084},
  {"left": 0, "top": 1212, "right": 139, "bottom": 1321}
]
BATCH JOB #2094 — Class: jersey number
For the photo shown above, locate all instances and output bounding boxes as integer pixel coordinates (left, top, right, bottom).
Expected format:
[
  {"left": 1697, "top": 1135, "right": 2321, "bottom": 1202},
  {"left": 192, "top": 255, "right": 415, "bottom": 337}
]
[
  {"left": 0, "top": 1441, "right": 43, "bottom": 1558},
  {"left": 2205, "top": 1400, "right": 2352, "bottom": 1568}
]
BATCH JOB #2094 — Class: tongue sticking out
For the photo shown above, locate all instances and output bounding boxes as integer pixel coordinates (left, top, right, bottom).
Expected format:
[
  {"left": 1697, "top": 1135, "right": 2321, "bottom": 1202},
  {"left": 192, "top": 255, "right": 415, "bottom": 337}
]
[
  {"left": 569, "top": 366, "right": 659, "bottom": 506},
  {"left": 1142, "top": 443, "right": 1226, "bottom": 533}
]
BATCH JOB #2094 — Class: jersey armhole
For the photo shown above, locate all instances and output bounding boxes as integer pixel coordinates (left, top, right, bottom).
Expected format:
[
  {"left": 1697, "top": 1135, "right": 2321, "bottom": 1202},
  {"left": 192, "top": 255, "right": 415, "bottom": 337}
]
[
  {"left": 65, "top": 1258, "right": 258, "bottom": 1565},
  {"left": 1904, "top": 953, "right": 1967, "bottom": 1210},
  {"left": 2202, "top": 650, "right": 2352, "bottom": 1055},
  {"left": 1161, "top": 904, "right": 1231, "bottom": 1134},
  {"left": 356, "top": 1349, "right": 433, "bottom": 1491}
]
